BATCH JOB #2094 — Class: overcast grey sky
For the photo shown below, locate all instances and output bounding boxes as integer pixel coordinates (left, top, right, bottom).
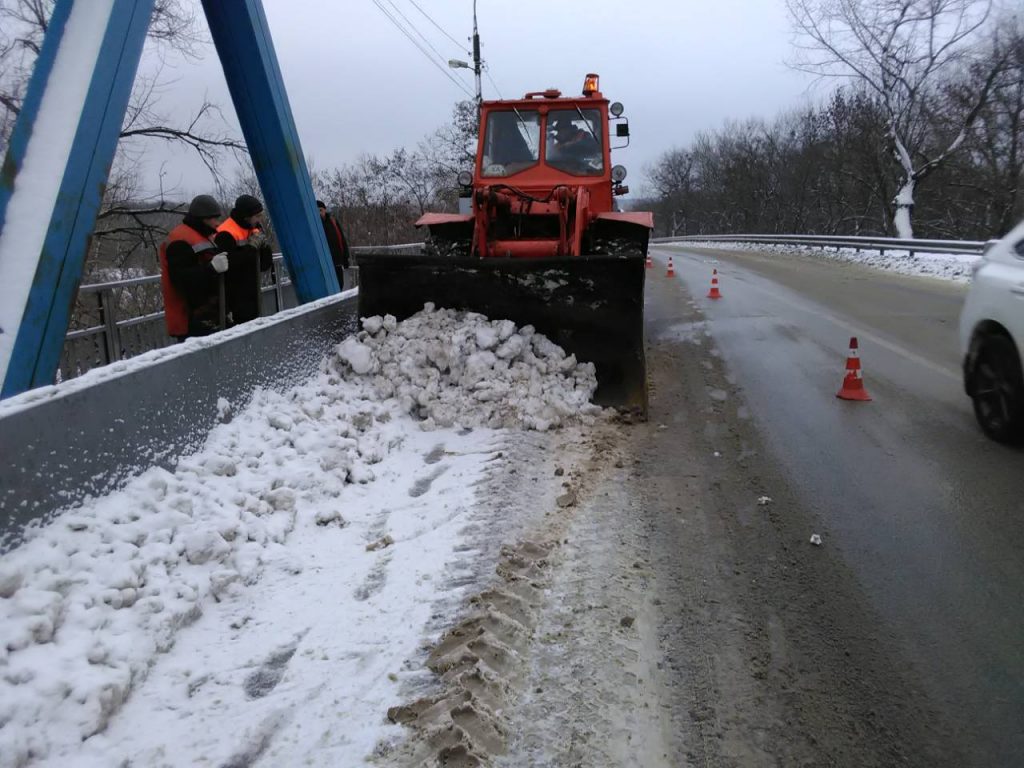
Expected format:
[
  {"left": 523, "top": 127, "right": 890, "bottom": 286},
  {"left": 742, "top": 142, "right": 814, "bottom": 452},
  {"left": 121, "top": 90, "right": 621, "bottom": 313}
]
[{"left": 141, "top": 0, "right": 817, "bottom": 198}]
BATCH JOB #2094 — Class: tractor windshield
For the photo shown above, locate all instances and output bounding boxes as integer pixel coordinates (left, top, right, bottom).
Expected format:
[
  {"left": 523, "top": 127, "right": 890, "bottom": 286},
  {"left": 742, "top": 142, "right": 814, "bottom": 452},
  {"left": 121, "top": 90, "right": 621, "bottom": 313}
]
[
  {"left": 546, "top": 109, "right": 604, "bottom": 176},
  {"left": 481, "top": 109, "right": 540, "bottom": 177}
]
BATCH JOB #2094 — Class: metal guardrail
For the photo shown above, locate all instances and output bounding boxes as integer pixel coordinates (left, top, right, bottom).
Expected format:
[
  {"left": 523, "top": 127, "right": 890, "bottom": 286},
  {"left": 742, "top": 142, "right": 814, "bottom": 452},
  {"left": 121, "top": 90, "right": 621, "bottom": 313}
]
[
  {"left": 57, "top": 244, "right": 420, "bottom": 381},
  {"left": 60, "top": 254, "right": 340, "bottom": 381},
  {"left": 651, "top": 233, "right": 991, "bottom": 256}
]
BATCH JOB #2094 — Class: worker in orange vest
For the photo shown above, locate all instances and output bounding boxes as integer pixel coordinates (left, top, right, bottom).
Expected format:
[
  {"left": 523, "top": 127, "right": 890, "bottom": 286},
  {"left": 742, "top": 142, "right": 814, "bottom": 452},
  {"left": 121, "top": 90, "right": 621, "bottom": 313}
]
[
  {"left": 215, "top": 194, "right": 273, "bottom": 325},
  {"left": 159, "top": 194, "right": 229, "bottom": 341}
]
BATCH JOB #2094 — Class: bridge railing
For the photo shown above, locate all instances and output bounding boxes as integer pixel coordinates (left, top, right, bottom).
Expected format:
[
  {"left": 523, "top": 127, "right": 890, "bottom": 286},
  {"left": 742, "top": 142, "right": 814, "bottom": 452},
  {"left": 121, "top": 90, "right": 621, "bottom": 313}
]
[
  {"left": 59, "top": 245, "right": 430, "bottom": 382},
  {"left": 651, "top": 233, "right": 991, "bottom": 256},
  {"left": 61, "top": 255, "right": 305, "bottom": 381}
]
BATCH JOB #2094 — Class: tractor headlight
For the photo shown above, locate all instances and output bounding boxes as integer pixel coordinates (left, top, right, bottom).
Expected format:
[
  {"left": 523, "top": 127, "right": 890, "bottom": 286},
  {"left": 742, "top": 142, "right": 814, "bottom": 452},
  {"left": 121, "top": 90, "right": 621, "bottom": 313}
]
[
  {"left": 611, "top": 165, "right": 628, "bottom": 183},
  {"left": 610, "top": 101, "right": 624, "bottom": 117},
  {"left": 457, "top": 170, "right": 473, "bottom": 187}
]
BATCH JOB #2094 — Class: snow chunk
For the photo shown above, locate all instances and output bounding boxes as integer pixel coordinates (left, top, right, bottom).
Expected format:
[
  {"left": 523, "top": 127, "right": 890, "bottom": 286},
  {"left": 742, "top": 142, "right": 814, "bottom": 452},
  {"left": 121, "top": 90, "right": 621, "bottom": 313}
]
[
  {"left": 337, "top": 337, "right": 375, "bottom": 375},
  {"left": 362, "top": 315, "right": 384, "bottom": 335},
  {"left": 268, "top": 413, "right": 294, "bottom": 431},
  {"left": 333, "top": 307, "right": 600, "bottom": 431},
  {"left": 475, "top": 326, "right": 499, "bottom": 350},
  {"left": 183, "top": 529, "right": 231, "bottom": 565},
  {"left": 314, "top": 508, "right": 345, "bottom": 527},
  {"left": 266, "top": 487, "right": 297, "bottom": 512},
  {"left": 0, "top": 564, "right": 23, "bottom": 598},
  {"left": 366, "top": 534, "right": 395, "bottom": 552},
  {"left": 216, "top": 397, "right": 232, "bottom": 422},
  {"left": 203, "top": 456, "right": 237, "bottom": 477}
]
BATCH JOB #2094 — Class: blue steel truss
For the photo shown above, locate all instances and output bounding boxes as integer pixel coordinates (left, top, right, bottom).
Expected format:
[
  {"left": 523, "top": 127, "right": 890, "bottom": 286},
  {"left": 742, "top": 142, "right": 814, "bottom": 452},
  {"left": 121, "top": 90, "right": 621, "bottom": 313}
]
[{"left": 0, "top": 0, "right": 338, "bottom": 399}]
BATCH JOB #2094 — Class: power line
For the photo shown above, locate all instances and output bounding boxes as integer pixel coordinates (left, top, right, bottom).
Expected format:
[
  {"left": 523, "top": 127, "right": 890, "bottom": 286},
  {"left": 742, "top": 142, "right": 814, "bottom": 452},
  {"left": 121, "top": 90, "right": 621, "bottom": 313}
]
[
  {"left": 387, "top": 0, "right": 475, "bottom": 97},
  {"left": 405, "top": 0, "right": 470, "bottom": 54},
  {"left": 374, "top": 0, "right": 474, "bottom": 96},
  {"left": 484, "top": 64, "right": 503, "bottom": 100},
  {"left": 384, "top": 0, "right": 454, "bottom": 69},
  {"left": 368, "top": 0, "right": 474, "bottom": 98}
]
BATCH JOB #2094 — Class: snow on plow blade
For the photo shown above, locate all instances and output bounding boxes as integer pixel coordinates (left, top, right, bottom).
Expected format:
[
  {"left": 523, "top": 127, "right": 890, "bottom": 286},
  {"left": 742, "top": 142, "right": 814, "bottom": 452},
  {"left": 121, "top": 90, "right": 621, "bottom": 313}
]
[{"left": 355, "top": 253, "right": 648, "bottom": 416}]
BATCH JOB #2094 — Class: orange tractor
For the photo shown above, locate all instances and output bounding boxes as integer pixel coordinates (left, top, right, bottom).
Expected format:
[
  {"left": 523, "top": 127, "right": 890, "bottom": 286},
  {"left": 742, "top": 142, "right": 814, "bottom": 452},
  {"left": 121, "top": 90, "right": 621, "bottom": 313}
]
[{"left": 357, "top": 74, "right": 652, "bottom": 414}]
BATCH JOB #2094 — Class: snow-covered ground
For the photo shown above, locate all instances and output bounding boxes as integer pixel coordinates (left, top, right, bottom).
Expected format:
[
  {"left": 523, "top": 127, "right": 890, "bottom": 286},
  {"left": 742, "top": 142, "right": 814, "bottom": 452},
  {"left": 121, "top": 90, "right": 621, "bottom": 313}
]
[
  {"left": 670, "top": 241, "right": 981, "bottom": 283},
  {"left": 0, "top": 306, "right": 603, "bottom": 767}
]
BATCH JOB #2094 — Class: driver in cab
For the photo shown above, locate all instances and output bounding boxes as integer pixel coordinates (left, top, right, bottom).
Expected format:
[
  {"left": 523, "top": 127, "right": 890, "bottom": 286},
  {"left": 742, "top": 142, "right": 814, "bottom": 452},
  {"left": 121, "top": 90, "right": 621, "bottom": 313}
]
[{"left": 549, "top": 118, "right": 600, "bottom": 165}]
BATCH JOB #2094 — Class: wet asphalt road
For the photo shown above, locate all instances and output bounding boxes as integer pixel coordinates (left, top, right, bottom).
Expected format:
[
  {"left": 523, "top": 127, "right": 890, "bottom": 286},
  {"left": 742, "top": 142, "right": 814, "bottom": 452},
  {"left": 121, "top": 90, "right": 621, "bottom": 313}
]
[{"left": 652, "top": 245, "right": 1024, "bottom": 766}]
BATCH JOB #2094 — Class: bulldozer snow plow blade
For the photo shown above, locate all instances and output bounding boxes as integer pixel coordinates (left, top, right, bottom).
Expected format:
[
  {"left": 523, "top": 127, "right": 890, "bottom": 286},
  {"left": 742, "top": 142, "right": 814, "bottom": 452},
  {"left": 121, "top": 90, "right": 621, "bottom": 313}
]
[{"left": 355, "top": 253, "right": 648, "bottom": 417}]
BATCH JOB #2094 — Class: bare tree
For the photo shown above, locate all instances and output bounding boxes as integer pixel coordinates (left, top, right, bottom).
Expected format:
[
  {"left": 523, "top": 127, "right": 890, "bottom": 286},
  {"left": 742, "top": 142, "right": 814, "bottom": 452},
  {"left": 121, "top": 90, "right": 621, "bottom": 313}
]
[
  {"left": 0, "top": 0, "right": 246, "bottom": 278},
  {"left": 318, "top": 101, "right": 476, "bottom": 245},
  {"left": 644, "top": 148, "right": 694, "bottom": 235},
  {"left": 939, "top": 20, "right": 1024, "bottom": 235},
  {"left": 787, "top": 0, "right": 1009, "bottom": 237},
  {"left": 0, "top": 0, "right": 199, "bottom": 140}
]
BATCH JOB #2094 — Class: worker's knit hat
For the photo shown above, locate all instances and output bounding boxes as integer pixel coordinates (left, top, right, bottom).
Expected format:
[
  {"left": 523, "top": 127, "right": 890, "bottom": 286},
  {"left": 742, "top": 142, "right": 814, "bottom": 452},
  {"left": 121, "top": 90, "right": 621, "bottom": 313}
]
[
  {"left": 187, "top": 194, "right": 222, "bottom": 219},
  {"left": 234, "top": 194, "right": 264, "bottom": 218}
]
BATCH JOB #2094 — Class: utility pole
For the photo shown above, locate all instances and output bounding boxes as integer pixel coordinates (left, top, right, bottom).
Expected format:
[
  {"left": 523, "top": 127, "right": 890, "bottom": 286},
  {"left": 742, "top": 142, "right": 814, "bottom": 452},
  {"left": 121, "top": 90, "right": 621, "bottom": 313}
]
[
  {"left": 448, "top": 1, "right": 484, "bottom": 110},
  {"left": 471, "top": 0, "right": 482, "bottom": 106}
]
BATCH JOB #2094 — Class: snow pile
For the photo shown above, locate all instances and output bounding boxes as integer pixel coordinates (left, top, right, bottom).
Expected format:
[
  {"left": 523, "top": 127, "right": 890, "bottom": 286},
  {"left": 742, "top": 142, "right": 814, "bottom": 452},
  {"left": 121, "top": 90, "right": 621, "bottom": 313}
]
[
  {"left": 0, "top": 381, "right": 401, "bottom": 766},
  {"left": 815, "top": 245, "right": 980, "bottom": 282},
  {"left": 0, "top": 308, "right": 596, "bottom": 766},
  {"left": 334, "top": 304, "right": 601, "bottom": 431},
  {"left": 673, "top": 241, "right": 980, "bottom": 282}
]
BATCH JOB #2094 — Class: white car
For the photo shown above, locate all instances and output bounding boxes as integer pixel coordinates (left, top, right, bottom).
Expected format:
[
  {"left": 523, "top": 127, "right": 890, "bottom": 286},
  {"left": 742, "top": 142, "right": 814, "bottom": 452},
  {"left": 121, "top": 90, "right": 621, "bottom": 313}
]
[{"left": 960, "top": 219, "right": 1024, "bottom": 444}]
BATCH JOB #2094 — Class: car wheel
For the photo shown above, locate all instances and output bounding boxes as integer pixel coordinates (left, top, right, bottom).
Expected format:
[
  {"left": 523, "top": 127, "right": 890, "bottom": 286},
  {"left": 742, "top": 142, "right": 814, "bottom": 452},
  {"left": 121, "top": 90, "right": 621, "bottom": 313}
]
[{"left": 969, "top": 334, "right": 1024, "bottom": 444}]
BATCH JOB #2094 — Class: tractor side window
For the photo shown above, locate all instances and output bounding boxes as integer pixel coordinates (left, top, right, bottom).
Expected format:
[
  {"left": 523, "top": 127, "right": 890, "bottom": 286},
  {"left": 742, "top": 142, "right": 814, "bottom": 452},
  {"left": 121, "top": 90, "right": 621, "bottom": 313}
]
[
  {"left": 546, "top": 109, "right": 604, "bottom": 176},
  {"left": 482, "top": 110, "right": 540, "bottom": 177}
]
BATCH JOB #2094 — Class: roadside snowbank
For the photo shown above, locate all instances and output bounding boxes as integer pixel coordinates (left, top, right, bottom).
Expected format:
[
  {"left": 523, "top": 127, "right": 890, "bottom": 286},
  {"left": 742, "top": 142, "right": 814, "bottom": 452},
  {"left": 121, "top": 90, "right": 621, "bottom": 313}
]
[
  {"left": 0, "top": 308, "right": 599, "bottom": 766},
  {"left": 673, "top": 240, "right": 980, "bottom": 283}
]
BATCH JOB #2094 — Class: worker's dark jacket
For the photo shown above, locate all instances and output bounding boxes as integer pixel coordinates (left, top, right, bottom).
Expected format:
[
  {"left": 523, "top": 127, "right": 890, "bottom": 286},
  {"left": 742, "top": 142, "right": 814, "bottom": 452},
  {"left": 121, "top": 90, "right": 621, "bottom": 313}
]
[
  {"left": 159, "top": 216, "right": 221, "bottom": 338},
  {"left": 214, "top": 213, "right": 273, "bottom": 325},
  {"left": 322, "top": 213, "right": 350, "bottom": 270}
]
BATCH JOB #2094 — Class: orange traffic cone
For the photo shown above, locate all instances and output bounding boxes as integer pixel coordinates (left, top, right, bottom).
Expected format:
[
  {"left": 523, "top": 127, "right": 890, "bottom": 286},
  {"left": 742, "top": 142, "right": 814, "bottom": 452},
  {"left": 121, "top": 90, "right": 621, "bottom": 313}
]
[
  {"left": 666, "top": 256, "right": 675, "bottom": 278},
  {"left": 707, "top": 269, "right": 722, "bottom": 299},
  {"left": 836, "top": 337, "right": 872, "bottom": 401},
  {"left": 646, "top": 254, "right": 653, "bottom": 269}
]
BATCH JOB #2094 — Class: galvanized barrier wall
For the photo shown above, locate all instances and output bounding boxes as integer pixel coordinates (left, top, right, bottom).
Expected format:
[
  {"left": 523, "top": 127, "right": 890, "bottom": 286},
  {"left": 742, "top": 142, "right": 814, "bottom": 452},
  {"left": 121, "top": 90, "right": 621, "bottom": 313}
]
[
  {"left": 0, "top": 293, "right": 359, "bottom": 552},
  {"left": 61, "top": 255, "right": 305, "bottom": 381}
]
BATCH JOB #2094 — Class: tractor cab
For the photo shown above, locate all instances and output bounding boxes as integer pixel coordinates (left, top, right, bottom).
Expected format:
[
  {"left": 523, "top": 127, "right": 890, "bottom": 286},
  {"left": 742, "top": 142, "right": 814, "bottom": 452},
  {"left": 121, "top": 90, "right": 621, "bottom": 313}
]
[{"left": 475, "top": 74, "right": 630, "bottom": 214}]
